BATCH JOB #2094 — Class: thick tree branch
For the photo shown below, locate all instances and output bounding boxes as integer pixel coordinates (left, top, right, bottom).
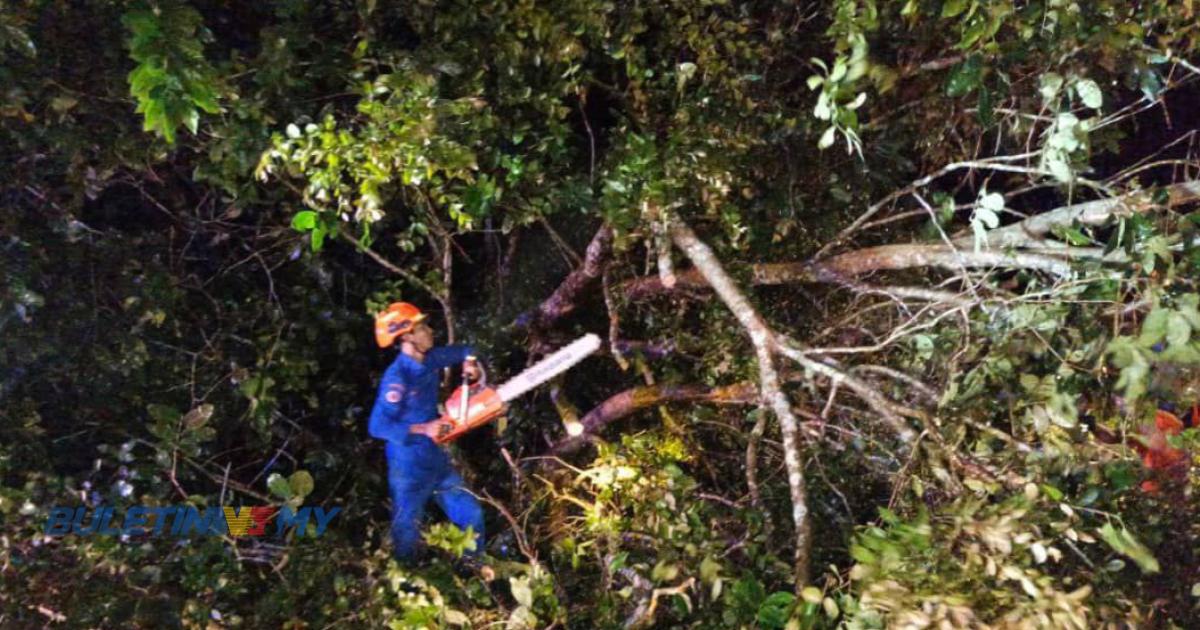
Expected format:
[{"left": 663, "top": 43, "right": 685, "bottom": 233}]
[
  {"left": 623, "top": 182, "right": 1200, "bottom": 300},
  {"left": 816, "top": 244, "right": 1075, "bottom": 277},
  {"left": 513, "top": 224, "right": 613, "bottom": 331},
  {"left": 952, "top": 180, "right": 1200, "bottom": 249},
  {"left": 623, "top": 244, "right": 1076, "bottom": 300},
  {"left": 551, "top": 381, "right": 759, "bottom": 455}
]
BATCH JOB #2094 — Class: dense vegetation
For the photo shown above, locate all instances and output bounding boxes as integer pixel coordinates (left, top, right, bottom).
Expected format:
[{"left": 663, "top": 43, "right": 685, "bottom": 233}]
[{"left": 4, "top": 0, "right": 1200, "bottom": 627}]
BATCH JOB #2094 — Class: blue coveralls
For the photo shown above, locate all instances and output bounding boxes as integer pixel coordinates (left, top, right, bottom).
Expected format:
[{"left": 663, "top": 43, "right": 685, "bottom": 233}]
[{"left": 368, "top": 345, "right": 485, "bottom": 560}]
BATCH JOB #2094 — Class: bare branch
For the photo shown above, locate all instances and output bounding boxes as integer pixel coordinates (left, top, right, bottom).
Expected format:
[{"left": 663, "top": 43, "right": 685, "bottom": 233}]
[
  {"left": 773, "top": 335, "right": 919, "bottom": 442},
  {"left": 668, "top": 218, "right": 812, "bottom": 586},
  {"left": 340, "top": 231, "right": 456, "bottom": 339}
]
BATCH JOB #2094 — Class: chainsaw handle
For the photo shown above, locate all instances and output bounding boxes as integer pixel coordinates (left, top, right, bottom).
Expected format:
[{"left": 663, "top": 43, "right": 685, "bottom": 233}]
[{"left": 464, "top": 356, "right": 486, "bottom": 388}]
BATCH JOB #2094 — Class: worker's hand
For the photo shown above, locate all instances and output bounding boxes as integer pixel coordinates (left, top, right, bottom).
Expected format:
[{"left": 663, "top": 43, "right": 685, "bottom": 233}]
[{"left": 409, "top": 420, "right": 454, "bottom": 440}]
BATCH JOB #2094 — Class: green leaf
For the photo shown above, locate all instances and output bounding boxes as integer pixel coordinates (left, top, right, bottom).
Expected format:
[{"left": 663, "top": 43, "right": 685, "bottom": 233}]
[
  {"left": 423, "top": 523, "right": 477, "bottom": 557},
  {"left": 757, "top": 592, "right": 796, "bottom": 629},
  {"left": 1039, "top": 73, "right": 1064, "bottom": 103},
  {"left": 443, "top": 609, "right": 469, "bottom": 626},
  {"left": 849, "top": 544, "right": 877, "bottom": 564},
  {"left": 971, "top": 202, "right": 998, "bottom": 252},
  {"left": 507, "top": 606, "right": 537, "bottom": 630},
  {"left": 181, "top": 404, "right": 213, "bottom": 429},
  {"left": 50, "top": 96, "right": 78, "bottom": 114},
  {"left": 147, "top": 403, "right": 181, "bottom": 424},
  {"left": 1104, "top": 462, "right": 1137, "bottom": 491},
  {"left": 510, "top": 575, "right": 534, "bottom": 608},
  {"left": 977, "top": 84, "right": 994, "bottom": 126},
  {"left": 700, "top": 556, "right": 722, "bottom": 584},
  {"left": 978, "top": 191, "right": 1004, "bottom": 217},
  {"left": 1107, "top": 336, "right": 1150, "bottom": 402},
  {"left": 676, "top": 61, "right": 698, "bottom": 93},
  {"left": 1167, "top": 312, "right": 1192, "bottom": 348},
  {"left": 651, "top": 561, "right": 679, "bottom": 582},
  {"left": 1142, "top": 235, "right": 1172, "bottom": 272},
  {"left": 267, "top": 473, "right": 293, "bottom": 499},
  {"left": 289, "top": 470, "right": 314, "bottom": 498},
  {"left": 1098, "top": 522, "right": 1160, "bottom": 574},
  {"left": 1039, "top": 484, "right": 1064, "bottom": 501},
  {"left": 1051, "top": 224, "right": 1092, "bottom": 246},
  {"left": 291, "top": 210, "right": 318, "bottom": 231},
  {"left": 2, "top": 23, "right": 37, "bottom": 57},
  {"left": 1075, "top": 79, "right": 1103, "bottom": 108},
  {"left": 1139, "top": 68, "right": 1164, "bottom": 101},
  {"left": 829, "top": 59, "right": 847, "bottom": 83},
  {"left": 946, "top": 56, "right": 982, "bottom": 97},
  {"left": 942, "top": 0, "right": 970, "bottom": 18},
  {"left": 183, "top": 109, "right": 200, "bottom": 135},
  {"left": 813, "top": 91, "right": 832, "bottom": 120},
  {"left": 1046, "top": 153, "right": 1073, "bottom": 182},
  {"left": 818, "top": 126, "right": 837, "bottom": 150},
  {"left": 1137, "top": 308, "right": 1170, "bottom": 347}
]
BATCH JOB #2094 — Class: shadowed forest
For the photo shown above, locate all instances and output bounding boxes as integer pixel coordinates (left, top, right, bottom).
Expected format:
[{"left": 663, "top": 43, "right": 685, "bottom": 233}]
[{"left": 4, "top": 1, "right": 1200, "bottom": 627}]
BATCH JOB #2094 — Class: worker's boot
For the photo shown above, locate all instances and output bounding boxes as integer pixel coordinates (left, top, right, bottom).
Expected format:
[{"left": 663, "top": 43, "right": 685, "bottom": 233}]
[{"left": 452, "top": 554, "right": 495, "bottom": 582}]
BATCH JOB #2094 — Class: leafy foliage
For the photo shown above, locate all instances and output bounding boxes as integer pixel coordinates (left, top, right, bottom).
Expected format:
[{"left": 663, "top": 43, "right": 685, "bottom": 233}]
[
  {"left": 4, "top": 0, "right": 1200, "bottom": 627},
  {"left": 123, "top": 1, "right": 221, "bottom": 144}
]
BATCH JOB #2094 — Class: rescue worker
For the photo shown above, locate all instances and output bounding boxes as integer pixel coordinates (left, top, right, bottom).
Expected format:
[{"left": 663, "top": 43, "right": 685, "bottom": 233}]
[{"left": 369, "top": 302, "right": 487, "bottom": 565}]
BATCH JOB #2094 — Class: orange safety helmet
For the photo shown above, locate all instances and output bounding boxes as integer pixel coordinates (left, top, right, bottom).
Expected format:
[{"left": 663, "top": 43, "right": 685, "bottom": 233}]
[{"left": 374, "top": 302, "right": 426, "bottom": 348}]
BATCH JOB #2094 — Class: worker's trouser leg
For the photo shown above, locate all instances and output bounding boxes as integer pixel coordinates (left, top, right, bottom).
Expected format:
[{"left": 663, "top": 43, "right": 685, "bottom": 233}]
[{"left": 389, "top": 466, "right": 485, "bottom": 561}]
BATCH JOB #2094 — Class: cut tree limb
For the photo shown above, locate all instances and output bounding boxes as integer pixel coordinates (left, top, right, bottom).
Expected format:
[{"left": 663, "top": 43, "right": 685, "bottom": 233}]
[{"left": 816, "top": 244, "right": 1075, "bottom": 277}]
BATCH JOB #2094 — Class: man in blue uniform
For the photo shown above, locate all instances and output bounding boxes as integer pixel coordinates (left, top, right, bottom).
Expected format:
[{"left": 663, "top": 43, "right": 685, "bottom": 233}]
[{"left": 369, "top": 302, "right": 486, "bottom": 564}]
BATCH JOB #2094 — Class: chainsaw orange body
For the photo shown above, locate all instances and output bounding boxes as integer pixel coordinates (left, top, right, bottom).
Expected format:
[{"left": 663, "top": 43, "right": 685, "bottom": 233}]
[
  {"left": 427, "top": 334, "right": 603, "bottom": 444},
  {"left": 433, "top": 385, "right": 506, "bottom": 444}
]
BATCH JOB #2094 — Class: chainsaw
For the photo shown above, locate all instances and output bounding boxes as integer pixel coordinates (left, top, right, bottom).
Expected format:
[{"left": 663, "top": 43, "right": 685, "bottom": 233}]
[{"left": 430, "top": 333, "right": 601, "bottom": 444}]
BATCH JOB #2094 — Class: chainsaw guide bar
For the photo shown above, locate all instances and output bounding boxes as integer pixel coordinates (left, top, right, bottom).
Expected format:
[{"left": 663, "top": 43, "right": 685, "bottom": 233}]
[{"left": 433, "top": 333, "right": 602, "bottom": 443}]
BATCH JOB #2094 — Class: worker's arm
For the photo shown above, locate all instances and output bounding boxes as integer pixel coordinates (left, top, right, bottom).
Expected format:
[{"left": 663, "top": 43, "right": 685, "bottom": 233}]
[
  {"left": 423, "top": 344, "right": 478, "bottom": 371},
  {"left": 367, "top": 372, "right": 411, "bottom": 443}
]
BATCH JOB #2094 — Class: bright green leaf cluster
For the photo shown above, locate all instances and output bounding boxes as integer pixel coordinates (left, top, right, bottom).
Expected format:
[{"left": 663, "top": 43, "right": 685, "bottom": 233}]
[{"left": 122, "top": 2, "right": 222, "bottom": 144}]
